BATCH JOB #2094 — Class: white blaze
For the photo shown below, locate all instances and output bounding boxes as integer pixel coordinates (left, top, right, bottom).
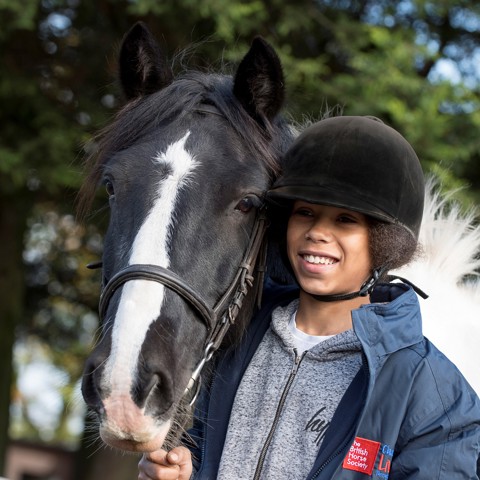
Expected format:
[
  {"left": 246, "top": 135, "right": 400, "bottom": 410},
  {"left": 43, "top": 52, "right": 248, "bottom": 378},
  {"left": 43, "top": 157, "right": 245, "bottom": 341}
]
[{"left": 103, "top": 132, "right": 198, "bottom": 395}]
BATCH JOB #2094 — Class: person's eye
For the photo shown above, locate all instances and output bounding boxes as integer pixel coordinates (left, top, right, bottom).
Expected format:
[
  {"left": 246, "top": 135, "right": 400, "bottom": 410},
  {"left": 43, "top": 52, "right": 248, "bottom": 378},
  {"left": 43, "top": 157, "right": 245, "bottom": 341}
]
[
  {"left": 292, "top": 208, "right": 312, "bottom": 217},
  {"left": 338, "top": 214, "right": 357, "bottom": 223}
]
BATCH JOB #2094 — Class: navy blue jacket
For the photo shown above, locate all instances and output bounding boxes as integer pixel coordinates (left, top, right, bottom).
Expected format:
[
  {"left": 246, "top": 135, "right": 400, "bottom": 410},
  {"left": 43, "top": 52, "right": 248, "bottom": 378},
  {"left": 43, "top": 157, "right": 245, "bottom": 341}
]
[{"left": 187, "top": 282, "right": 480, "bottom": 479}]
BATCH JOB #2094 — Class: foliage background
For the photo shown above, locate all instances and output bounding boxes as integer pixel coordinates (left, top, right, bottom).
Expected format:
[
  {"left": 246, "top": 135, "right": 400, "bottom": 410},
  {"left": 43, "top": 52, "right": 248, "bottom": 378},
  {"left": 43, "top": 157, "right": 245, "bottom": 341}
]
[{"left": 1, "top": 0, "right": 479, "bottom": 477}]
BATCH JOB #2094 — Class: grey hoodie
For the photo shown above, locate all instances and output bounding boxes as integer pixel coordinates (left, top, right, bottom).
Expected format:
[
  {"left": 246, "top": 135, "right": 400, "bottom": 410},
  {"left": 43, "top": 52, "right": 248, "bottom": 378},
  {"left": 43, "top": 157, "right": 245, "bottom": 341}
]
[{"left": 218, "top": 299, "right": 362, "bottom": 480}]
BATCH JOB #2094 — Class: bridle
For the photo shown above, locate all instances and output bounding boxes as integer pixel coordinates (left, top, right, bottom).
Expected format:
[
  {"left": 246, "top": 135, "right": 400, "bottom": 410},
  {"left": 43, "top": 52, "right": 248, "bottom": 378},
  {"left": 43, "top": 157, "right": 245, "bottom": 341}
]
[{"left": 89, "top": 206, "right": 269, "bottom": 406}]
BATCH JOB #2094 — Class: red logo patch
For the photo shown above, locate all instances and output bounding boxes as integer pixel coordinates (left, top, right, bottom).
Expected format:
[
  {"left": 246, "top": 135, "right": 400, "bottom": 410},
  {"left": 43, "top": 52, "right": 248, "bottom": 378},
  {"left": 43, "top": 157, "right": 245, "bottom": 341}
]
[{"left": 342, "top": 436, "right": 381, "bottom": 475}]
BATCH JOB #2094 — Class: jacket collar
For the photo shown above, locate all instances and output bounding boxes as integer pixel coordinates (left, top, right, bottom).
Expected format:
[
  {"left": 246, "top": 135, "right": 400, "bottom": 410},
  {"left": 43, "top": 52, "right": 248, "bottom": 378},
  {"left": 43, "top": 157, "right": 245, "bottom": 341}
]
[{"left": 352, "top": 283, "right": 423, "bottom": 364}]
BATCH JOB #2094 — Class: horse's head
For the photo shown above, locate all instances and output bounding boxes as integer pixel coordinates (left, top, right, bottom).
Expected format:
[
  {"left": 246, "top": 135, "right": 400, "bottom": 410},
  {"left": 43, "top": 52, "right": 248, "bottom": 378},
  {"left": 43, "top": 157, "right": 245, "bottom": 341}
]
[{"left": 80, "top": 22, "right": 293, "bottom": 452}]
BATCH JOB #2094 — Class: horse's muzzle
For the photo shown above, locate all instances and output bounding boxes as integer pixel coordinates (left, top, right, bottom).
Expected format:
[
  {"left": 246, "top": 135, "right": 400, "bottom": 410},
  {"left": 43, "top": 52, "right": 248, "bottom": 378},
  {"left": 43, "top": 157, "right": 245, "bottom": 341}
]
[{"left": 81, "top": 350, "right": 176, "bottom": 452}]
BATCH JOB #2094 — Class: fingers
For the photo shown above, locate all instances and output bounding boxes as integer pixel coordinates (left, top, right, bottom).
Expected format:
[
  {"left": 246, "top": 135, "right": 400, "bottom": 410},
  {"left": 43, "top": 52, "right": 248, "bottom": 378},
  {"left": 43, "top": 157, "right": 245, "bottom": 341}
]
[
  {"left": 166, "top": 447, "right": 193, "bottom": 480},
  {"left": 138, "top": 447, "right": 193, "bottom": 480}
]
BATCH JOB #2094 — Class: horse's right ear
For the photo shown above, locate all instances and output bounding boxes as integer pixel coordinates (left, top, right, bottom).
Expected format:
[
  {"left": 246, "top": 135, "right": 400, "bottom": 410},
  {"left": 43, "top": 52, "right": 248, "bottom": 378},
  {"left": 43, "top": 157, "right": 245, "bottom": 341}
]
[
  {"left": 233, "top": 36, "right": 285, "bottom": 126},
  {"left": 118, "top": 22, "right": 174, "bottom": 100}
]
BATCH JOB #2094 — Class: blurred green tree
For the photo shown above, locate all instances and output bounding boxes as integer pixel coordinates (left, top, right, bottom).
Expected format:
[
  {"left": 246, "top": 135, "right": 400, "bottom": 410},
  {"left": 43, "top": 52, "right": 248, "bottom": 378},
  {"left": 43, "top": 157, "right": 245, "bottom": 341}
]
[{"left": 0, "top": 0, "right": 118, "bottom": 472}]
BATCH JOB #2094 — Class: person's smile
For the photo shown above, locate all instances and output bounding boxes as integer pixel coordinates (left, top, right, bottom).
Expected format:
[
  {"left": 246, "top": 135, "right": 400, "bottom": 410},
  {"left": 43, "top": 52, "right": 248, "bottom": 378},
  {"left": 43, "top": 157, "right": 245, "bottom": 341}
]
[{"left": 297, "top": 249, "right": 339, "bottom": 272}]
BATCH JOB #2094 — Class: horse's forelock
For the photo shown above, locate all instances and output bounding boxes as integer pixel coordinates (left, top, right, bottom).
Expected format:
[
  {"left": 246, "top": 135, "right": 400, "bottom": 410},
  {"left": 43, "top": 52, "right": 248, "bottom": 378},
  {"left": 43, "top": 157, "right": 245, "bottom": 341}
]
[{"left": 76, "top": 89, "right": 190, "bottom": 219}]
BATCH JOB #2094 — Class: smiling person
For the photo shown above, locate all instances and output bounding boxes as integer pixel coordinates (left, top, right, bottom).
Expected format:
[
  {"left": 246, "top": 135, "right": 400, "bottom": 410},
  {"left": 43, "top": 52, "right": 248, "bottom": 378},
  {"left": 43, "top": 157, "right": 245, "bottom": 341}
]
[{"left": 138, "top": 116, "right": 480, "bottom": 480}]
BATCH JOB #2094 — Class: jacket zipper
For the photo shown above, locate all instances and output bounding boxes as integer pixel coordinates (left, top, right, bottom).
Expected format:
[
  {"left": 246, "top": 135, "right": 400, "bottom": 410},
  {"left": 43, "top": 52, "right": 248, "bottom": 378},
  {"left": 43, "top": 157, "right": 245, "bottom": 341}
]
[
  {"left": 252, "top": 349, "right": 306, "bottom": 480},
  {"left": 309, "top": 354, "right": 370, "bottom": 479},
  {"left": 308, "top": 438, "right": 351, "bottom": 479}
]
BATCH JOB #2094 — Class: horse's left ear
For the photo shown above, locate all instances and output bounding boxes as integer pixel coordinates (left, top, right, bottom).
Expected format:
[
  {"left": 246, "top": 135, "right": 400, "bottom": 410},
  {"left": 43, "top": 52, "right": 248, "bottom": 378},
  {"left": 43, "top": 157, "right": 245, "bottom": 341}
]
[
  {"left": 118, "top": 22, "right": 174, "bottom": 100},
  {"left": 233, "top": 36, "right": 285, "bottom": 125}
]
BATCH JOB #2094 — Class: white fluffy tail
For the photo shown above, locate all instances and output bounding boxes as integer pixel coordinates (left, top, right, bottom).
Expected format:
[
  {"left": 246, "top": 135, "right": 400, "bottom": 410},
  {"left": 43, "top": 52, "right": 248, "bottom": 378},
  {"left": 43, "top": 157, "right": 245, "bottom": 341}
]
[{"left": 393, "top": 178, "right": 480, "bottom": 394}]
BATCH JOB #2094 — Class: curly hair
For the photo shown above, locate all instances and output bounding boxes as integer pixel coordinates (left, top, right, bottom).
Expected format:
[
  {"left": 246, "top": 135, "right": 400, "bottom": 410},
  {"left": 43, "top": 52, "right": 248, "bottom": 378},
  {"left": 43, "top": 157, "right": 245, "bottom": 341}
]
[{"left": 367, "top": 220, "right": 421, "bottom": 281}]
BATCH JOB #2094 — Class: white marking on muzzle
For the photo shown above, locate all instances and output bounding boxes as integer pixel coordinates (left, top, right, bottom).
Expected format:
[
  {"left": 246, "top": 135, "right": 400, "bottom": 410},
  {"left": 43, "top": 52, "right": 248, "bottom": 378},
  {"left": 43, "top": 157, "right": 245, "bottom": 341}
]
[{"left": 103, "top": 131, "right": 198, "bottom": 412}]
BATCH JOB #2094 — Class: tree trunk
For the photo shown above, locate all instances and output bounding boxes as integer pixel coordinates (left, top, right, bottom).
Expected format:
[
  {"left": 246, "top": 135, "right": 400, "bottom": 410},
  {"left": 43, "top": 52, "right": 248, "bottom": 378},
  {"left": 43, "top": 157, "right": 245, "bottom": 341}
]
[{"left": 0, "top": 194, "right": 30, "bottom": 476}]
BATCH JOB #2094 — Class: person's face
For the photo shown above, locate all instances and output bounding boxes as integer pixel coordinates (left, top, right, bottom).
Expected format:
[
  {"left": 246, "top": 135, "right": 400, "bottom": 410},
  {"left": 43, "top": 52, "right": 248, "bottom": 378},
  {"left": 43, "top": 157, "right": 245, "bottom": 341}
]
[{"left": 287, "top": 201, "right": 372, "bottom": 297}]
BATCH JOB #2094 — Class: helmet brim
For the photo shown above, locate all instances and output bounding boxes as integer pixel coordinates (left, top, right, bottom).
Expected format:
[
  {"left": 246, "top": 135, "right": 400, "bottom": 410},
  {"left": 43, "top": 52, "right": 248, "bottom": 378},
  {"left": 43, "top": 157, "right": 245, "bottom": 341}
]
[{"left": 267, "top": 185, "right": 398, "bottom": 226}]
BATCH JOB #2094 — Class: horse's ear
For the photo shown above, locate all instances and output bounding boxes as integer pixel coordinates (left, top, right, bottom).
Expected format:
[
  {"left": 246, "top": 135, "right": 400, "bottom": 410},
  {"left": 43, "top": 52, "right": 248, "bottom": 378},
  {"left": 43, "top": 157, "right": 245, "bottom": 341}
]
[
  {"left": 119, "top": 22, "right": 174, "bottom": 100},
  {"left": 233, "top": 36, "right": 285, "bottom": 125}
]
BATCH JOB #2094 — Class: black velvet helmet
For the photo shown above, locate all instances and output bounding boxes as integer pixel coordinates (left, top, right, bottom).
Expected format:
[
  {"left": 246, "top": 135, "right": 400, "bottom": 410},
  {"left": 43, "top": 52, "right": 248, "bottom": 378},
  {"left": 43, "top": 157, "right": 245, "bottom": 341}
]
[{"left": 267, "top": 116, "right": 425, "bottom": 240}]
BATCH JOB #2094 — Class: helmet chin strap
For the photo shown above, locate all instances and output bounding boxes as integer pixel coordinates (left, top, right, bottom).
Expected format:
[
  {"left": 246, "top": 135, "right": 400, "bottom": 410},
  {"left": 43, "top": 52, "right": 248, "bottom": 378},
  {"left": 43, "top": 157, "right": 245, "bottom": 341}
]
[
  {"left": 308, "top": 266, "right": 387, "bottom": 303},
  {"left": 307, "top": 265, "right": 430, "bottom": 302}
]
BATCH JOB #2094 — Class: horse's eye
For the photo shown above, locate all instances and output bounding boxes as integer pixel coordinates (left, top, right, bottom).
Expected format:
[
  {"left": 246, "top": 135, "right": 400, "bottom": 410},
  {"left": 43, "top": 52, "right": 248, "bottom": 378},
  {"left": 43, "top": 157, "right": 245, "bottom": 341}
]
[
  {"left": 104, "top": 180, "right": 115, "bottom": 197},
  {"left": 235, "top": 197, "right": 256, "bottom": 213}
]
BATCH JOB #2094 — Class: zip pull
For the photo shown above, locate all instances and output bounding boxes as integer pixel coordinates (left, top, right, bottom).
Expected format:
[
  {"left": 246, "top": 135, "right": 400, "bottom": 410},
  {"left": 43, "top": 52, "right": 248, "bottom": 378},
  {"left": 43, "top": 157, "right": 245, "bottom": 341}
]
[{"left": 292, "top": 348, "right": 306, "bottom": 374}]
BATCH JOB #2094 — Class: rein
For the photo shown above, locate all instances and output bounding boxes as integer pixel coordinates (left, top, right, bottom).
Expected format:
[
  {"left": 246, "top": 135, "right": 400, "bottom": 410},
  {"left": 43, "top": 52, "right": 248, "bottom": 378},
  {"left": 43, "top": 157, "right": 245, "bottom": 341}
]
[{"left": 90, "top": 207, "right": 269, "bottom": 406}]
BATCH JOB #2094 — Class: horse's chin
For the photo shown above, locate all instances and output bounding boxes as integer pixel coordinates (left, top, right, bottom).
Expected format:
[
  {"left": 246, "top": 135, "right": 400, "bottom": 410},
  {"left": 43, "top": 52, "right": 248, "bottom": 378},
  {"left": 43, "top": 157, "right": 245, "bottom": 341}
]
[{"left": 100, "top": 420, "right": 172, "bottom": 453}]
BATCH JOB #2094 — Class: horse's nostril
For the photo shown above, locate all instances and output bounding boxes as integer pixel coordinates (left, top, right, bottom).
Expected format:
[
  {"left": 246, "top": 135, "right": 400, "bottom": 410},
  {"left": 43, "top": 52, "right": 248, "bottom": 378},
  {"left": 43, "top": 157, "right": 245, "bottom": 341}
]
[
  {"left": 131, "top": 370, "right": 174, "bottom": 415},
  {"left": 132, "top": 373, "right": 160, "bottom": 406},
  {"left": 147, "top": 374, "right": 162, "bottom": 396},
  {"left": 81, "top": 358, "right": 104, "bottom": 412}
]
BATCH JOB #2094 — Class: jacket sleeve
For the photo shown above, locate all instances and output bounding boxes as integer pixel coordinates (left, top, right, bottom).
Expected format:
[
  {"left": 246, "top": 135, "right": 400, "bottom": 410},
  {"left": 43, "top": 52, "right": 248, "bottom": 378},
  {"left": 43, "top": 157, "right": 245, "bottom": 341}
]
[
  {"left": 389, "top": 360, "right": 480, "bottom": 479},
  {"left": 390, "top": 418, "right": 480, "bottom": 479}
]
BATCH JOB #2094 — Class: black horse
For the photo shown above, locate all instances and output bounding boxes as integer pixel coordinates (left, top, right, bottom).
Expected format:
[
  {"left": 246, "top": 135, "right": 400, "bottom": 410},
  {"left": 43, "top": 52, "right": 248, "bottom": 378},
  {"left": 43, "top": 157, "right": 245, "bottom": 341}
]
[{"left": 80, "top": 22, "right": 295, "bottom": 452}]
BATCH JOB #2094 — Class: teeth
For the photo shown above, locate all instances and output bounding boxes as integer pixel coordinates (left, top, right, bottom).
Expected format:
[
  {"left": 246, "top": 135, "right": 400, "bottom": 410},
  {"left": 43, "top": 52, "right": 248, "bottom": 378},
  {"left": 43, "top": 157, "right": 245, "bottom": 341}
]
[{"left": 303, "top": 254, "right": 336, "bottom": 265}]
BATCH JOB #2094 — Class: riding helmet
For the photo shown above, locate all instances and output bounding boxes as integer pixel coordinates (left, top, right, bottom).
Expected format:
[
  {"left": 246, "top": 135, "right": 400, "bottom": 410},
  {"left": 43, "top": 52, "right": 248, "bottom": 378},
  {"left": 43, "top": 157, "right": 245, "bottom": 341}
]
[{"left": 267, "top": 116, "right": 425, "bottom": 240}]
